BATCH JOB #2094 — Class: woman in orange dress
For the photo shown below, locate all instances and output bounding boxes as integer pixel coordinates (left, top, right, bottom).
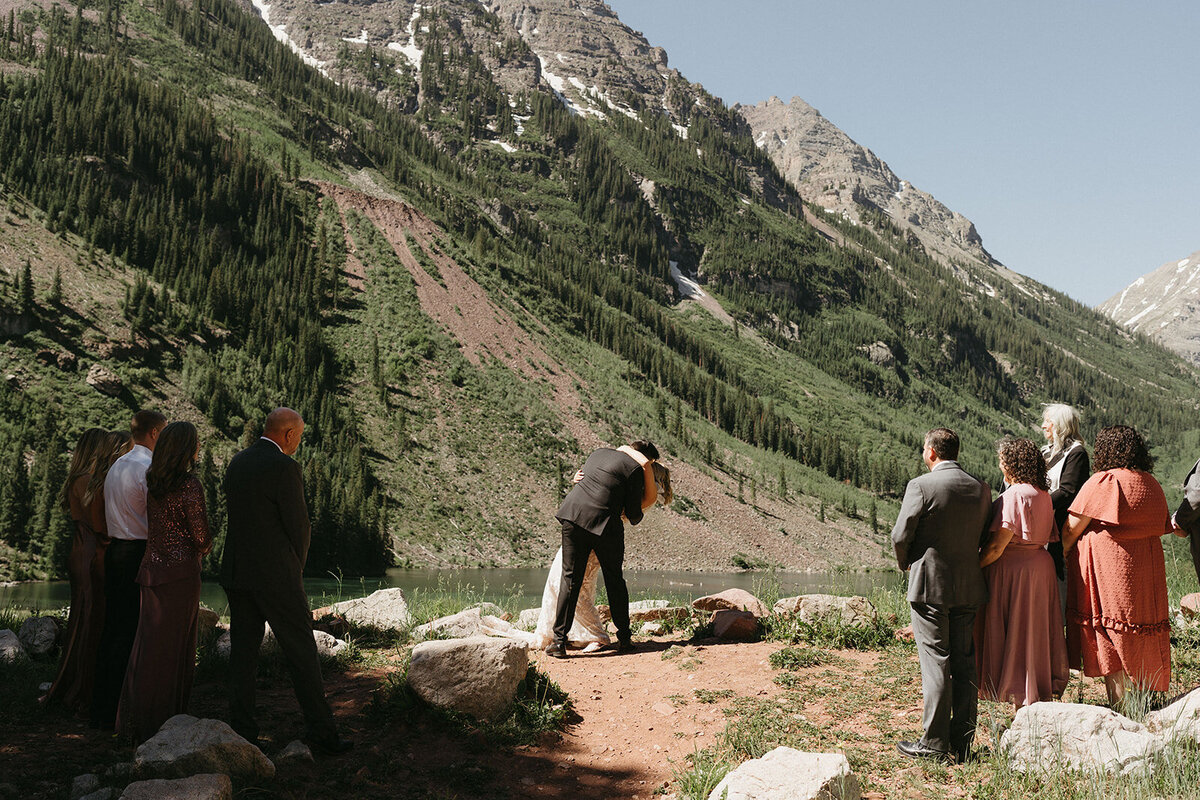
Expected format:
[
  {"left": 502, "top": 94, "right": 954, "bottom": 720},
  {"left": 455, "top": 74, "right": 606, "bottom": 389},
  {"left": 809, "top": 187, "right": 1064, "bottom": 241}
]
[{"left": 1063, "top": 425, "right": 1182, "bottom": 708}]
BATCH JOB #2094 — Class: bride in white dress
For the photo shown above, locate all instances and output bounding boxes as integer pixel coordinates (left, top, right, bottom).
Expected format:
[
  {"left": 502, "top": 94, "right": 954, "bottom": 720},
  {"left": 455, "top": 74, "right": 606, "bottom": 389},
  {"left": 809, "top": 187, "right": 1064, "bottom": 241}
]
[{"left": 529, "top": 458, "right": 673, "bottom": 650}]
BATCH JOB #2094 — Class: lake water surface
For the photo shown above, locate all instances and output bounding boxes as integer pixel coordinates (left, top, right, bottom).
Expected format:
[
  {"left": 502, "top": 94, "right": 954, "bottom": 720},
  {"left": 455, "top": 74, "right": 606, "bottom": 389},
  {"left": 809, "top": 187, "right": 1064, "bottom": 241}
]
[{"left": 1, "top": 567, "right": 903, "bottom": 615}]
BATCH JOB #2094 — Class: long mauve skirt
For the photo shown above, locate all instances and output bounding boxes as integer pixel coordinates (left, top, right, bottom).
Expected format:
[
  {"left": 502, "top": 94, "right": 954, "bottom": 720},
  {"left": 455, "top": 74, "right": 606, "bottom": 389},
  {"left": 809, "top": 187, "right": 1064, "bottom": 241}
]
[
  {"left": 44, "top": 522, "right": 107, "bottom": 713},
  {"left": 115, "top": 573, "right": 201, "bottom": 743},
  {"left": 975, "top": 543, "right": 1070, "bottom": 706}
]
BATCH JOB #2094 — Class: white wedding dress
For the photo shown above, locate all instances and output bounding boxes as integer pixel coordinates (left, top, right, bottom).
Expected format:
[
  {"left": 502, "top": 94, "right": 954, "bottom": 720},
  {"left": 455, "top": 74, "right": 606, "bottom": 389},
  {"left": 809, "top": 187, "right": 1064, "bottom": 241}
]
[{"left": 531, "top": 547, "right": 610, "bottom": 651}]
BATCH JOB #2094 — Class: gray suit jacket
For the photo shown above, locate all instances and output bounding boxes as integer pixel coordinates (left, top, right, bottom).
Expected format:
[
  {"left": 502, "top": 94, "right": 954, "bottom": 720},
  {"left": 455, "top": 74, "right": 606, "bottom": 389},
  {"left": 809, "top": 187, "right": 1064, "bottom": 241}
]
[
  {"left": 891, "top": 460, "right": 991, "bottom": 607},
  {"left": 556, "top": 448, "right": 645, "bottom": 536},
  {"left": 1174, "top": 458, "right": 1200, "bottom": 533}
]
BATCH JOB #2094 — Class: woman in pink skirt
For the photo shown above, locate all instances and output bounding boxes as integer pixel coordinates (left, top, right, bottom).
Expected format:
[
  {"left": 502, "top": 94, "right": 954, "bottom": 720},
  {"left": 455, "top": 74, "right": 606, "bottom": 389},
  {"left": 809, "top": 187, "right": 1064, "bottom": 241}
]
[
  {"left": 116, "top": 422, "right": 212, "bottom": 743},
  {"left": 976, "top": 437, "right": 1069, "bottom": 708}
]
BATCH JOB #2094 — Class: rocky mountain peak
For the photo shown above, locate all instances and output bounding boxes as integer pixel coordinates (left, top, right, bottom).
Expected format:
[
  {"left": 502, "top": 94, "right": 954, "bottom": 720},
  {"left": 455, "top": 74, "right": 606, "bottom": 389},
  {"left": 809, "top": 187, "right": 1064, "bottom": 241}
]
[
  {"left": 738, "top": 95, "right": 1000, "bottom": 278},
  {"left": 1100, "top": 249, "right": 1200, "bottom": 363}
]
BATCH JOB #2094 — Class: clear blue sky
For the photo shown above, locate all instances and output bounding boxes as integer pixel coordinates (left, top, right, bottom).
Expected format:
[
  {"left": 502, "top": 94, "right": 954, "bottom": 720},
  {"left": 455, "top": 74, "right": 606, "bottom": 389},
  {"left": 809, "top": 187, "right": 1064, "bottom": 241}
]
[{"left": 605, "top": 0, "right": 1199, "bottom": 306}]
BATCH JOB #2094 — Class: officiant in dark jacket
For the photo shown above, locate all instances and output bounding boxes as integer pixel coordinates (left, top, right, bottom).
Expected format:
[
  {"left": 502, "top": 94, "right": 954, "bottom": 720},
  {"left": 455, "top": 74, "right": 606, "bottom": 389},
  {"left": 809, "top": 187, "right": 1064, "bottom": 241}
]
[
  {"left": 547, "top": 441, "right": 658, "bottom": 658},
  {"left": 1172, "top": 456, "right": 1200, "bottom": 586},
  {"left": 891, "top": 427, "right": 992, "bottom": 764},
  {"left": 220, "top": 407, "right": 350, "bottom": 754}
]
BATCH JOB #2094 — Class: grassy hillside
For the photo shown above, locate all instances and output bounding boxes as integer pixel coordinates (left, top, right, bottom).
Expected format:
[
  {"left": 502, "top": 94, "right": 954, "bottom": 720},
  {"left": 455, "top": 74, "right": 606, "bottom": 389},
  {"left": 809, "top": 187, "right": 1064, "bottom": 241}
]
[{"left": 0, "top": 0, "right": 1197, "bottom": 580}]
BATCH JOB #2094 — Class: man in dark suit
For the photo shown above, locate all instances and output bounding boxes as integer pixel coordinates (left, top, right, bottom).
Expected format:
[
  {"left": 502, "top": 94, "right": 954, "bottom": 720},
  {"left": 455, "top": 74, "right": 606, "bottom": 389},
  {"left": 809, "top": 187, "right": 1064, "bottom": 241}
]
[
  {"left": 1171, "top": 457, "right": 1200, "bottom": 585},
  {"left": 221, "top": 407, "right": 350, "bottom": 754},
  {"left": 891, "top": 428, "right": 991, "bottom": 764},
  {"left": 547, "top": 441, "right": 658, "bottom": 658}
]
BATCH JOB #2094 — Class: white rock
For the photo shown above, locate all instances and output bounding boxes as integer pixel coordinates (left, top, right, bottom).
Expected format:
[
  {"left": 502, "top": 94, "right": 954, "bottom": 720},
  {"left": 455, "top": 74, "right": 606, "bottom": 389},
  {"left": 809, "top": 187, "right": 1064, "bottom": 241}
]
[
  {"left": 707, "top": 746, "right": 860, "bottom": 800},
  {"left": 196, "top": 606, "right": 219, "bottom": 636},
  {"left": 272, "top": 740, "right": 314, "bottom": 767},
  {"left": 641, "top": 621, "right": 665, "bottom": 636},
  {"left": 693, "top": 589, "right": 769, "bottom": 618},
  {"left": 1000, "top": 702, "right": 1162, "bottom": 776},
  {"left": 1144, "top": 686, "right": 1200, "bottom": 745},
  {"left": 327, "top": 588, "right": 411, "bottom": 631},
  {"left": 629, "top": 600, "right": 688, "bottom": 623},
  {"left": 773, "top": 594, "right": 878, "bottom": 628},
  {"left": 517, "top": 608, "right": 540, "bottom": 630},
  {"left": 135, "top": 715, "right": 274, "bottom": 782},
  {"left": 413, "top": 606, "right": 509, "bottom": 640},
  {"left": 120, "top": 773, "right": 232, "bottom": 800},
  {"left": 311, "top": 630, "right": 348, "bottom": 658},
  {"left": 18, "top": 616, "right": 59, "bottom": 656},
  {"left": 0, "top": 628, "right": 27, "bottom": 662},
  {"left": 407, "top": 636, "right": 528, "bottom": 721}
]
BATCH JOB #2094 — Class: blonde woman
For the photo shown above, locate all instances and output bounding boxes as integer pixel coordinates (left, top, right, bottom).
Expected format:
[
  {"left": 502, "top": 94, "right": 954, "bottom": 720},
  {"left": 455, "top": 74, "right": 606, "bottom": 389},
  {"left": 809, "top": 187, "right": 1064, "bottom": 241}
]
[{"left": 1040, "top": 404, "right": 1089, "bottom": 592}]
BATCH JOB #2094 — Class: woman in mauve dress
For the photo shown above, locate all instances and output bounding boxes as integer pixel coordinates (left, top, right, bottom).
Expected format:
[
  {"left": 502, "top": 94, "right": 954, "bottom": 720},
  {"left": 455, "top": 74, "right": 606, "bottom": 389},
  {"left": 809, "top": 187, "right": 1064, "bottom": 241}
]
[
  {"left": 1063, "top": 425, "right": 1184, "bottom": 709},
  {"left": 45, "top": 429, "right": 131, "bottom": 713},
  {"left": 975, "top": 437, "right": 1069, "bottom": 708},
  {"left": 116, "top": 422, "right": 212, "bottom": 743}
]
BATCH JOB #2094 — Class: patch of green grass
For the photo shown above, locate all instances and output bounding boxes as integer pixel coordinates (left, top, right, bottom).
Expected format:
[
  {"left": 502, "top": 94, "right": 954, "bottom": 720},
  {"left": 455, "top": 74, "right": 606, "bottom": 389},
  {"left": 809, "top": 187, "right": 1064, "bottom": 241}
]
[
  {"left": 768, "top": 645, "right": 842, "bottom": 671},
  {"left": 671, "top": 748, "right": 732, "bottom": 800},
  {"left": 762, "top": 612, "right": 898, "bottom": 651},
  {"left": 693, "top": 688, "right": 734, "bottom": 704}
]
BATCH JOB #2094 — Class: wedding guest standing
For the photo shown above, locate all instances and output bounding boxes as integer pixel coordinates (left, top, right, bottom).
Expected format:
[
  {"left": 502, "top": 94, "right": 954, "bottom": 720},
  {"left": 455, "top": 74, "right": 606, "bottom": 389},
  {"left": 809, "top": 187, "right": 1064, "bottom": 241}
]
[
  {"left": 221, "top": 408, "right": 351, "bottom": 753},
  {"left": 976, "top": 438, "right": 1069, "bottom": 708},
  {"left": 1170, "top": 453, "right": 1200, "bottom": 587},
  {"left": 891, "top": 428, "right": 991, "bottom": 764},
  {"left": 91, "top": 411, "right": 165, "bottom": 729},
  {"left": 115, "top": 422, "right": 211, "bottom": 741},
  {"left": 44, "top": 428, "right": 110, "bottom": 712},
  {"left": 1063, "top": 425, "right": 1175, "bottom": 709},
  {"left": 1039, "top": 404, "right": 1089, "bottom": 593}
]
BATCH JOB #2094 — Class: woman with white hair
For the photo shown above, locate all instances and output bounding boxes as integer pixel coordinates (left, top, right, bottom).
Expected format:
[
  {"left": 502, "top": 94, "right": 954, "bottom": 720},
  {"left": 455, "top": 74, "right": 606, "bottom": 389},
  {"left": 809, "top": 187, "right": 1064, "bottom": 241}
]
[{"left": 1041, "top": 404, "right": 1090, "bottom": 589}]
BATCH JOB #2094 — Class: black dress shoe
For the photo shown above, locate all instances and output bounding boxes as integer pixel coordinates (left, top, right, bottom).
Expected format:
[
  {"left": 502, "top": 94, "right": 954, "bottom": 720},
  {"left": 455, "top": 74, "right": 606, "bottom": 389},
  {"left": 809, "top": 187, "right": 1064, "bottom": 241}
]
[
  {"left": 896, "top": 740, "right": 950, "bottom": 763},
  {"left": 616, "top": 637, "right": 637, "bottom": 653},
  {"left": 544, "top": 642, "right": 568, "bottom": 658}
]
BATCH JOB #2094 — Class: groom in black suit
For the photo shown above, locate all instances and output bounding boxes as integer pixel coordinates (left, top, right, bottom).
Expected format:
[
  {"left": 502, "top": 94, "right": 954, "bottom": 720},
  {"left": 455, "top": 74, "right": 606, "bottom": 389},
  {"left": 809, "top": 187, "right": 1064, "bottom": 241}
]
[
  {"left": 547, "top": 440, "right": 658, "bottom": 658},
  {"left": 221, "top": 407, "right": 351, "bottom": 754}
]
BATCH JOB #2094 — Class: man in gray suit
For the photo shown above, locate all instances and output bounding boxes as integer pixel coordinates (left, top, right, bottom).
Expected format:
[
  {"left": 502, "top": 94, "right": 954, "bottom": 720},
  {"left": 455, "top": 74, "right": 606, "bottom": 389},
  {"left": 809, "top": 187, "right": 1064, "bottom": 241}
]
[
  {"left": 891, "top": 428, "right": 991, "bottom": 763},
  {"left": 1170, "top": 458, "right": 1200, "bottom": 586}
]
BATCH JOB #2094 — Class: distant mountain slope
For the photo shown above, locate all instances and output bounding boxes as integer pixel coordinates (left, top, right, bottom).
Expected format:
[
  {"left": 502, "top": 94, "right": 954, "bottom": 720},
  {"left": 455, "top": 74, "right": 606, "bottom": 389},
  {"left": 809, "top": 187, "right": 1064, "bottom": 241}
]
[
  {"left": 1100, "top": 249, "right": 1200, "bottom": 364},
  {"left": 737, "top": 96, "right": 1005, "bottom": 281}
]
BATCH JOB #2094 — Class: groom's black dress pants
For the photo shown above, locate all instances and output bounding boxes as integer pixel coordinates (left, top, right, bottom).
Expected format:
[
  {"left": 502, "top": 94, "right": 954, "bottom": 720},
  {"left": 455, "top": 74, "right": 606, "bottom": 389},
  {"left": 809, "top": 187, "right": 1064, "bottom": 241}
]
[{"left": 553, "top": 520, "right": 630, "bottom": 645}]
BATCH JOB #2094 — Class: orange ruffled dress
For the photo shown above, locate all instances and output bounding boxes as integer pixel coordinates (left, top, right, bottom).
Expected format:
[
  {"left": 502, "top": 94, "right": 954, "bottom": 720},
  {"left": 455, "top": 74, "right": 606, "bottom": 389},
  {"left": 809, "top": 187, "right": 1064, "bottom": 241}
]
[{"left": 1066, "top": 468, "right": 1172, "bottom": 690}]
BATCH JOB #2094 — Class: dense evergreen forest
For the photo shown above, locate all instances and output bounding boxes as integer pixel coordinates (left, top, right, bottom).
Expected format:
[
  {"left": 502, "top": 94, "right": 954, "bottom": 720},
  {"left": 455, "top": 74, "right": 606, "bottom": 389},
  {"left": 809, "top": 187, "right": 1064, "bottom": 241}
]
[{"left": 0, "top": 0, "right": 1197, "bottom": 579}]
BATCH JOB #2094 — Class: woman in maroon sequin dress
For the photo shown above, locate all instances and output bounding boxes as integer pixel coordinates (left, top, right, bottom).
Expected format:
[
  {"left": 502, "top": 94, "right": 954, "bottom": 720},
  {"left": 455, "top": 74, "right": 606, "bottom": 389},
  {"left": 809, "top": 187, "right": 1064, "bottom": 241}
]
[{"left": 116, "top": 422, "right": 212, "bottom": 742}]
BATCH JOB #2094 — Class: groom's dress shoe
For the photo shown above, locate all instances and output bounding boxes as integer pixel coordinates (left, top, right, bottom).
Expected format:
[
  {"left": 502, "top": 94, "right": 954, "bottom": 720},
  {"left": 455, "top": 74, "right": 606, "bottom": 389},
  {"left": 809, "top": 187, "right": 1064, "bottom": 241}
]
[
  {"left": 545, "top": 642, "right": 567, "bottom": 658},
  {"left": 616, "top": 637, "right": 637, "bottom": 653},
  {"left": 896, "top": 740, "right": 950, "bottom": 763}
]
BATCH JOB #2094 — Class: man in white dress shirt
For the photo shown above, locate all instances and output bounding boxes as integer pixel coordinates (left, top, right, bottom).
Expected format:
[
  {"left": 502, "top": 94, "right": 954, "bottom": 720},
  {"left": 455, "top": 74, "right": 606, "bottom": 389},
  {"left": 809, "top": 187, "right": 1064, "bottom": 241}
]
[{"left": 91, "top": 410, "right": 166, "bottom": 729}]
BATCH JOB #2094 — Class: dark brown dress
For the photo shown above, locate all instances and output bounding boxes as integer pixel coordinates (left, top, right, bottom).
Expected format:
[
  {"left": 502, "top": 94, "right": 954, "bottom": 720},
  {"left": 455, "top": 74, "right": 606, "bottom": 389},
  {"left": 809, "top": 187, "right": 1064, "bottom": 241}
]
[
  {"left": 44, "top": 475, "right": 108, "bottom": 713},
  {"left": 116, "top": 476, "right": 211, "bottom": 743}
]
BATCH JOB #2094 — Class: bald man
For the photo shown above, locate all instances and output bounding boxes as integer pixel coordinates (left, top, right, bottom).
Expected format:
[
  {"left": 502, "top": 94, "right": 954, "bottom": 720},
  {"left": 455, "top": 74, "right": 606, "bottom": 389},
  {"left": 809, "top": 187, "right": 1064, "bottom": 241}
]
[{"left": 220, "top": 408, "right": 350, "bottom": 754}]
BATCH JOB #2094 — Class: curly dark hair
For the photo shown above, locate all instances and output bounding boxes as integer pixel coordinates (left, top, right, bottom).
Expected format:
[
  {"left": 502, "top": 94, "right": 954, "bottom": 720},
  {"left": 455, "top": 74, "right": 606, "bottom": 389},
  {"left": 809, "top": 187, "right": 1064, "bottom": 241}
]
[
  {"left": 1092, "top": 425, "right": 1154, "bottom": 472},
  {"left": 997, "top": 437, "right": 1048, "bottom": 489}
]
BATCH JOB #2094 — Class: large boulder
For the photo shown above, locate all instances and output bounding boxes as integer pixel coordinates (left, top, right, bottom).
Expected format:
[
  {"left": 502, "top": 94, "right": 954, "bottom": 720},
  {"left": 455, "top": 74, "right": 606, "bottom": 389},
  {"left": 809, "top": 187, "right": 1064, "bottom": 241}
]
[
  {"left": 0, "top": 629, "right": 27, "bottom": 662},
  {"left": 17, "top": 616, "right": 58, "bottom": 657},
  {"left": 1000, "top": 702, "right": 1162, "bottom": 776},
  {"left": 707, "top": 746, "right": 860, "bottom": 800},
  {"left": 1144, "top": 686, "right": 1200, "bottom": 745},
  {"left": 327, "top": 588, "right": 411, "bottom": 632},
  {"left": 712, "top": 610, "right": 759, "bottom": 642},
  {"left": 120, "top": 774, "right": 232, "bottom": 800},
  {"left": 516, "top": 608, "right": 541, "bottom": 630},
  {"left": 407, "top": 636, "right": 528, "bottom": 721},
  {"left": 1181, "top": 592, "right": 1200, "bottom": 620},
  {"left": 773, "top": 595, "right": 878, "bottom": 629},
  {"left": 412, "top": 606, "right": 509, "bottom": 640},
  {"left": 134, "top": 715, "right": 274, "bottom": 782},
  {"left": 86, "top": 364, "right": 123, "bottom": 396},
  {"left": 196, "top": 607, "right": 219, "bottom": 638},
  {"left": 693, "top": 589, "right": 769, "bottom": 618},
  {"left": 629, "top": 600, "right": 689, "bottom": 623}
]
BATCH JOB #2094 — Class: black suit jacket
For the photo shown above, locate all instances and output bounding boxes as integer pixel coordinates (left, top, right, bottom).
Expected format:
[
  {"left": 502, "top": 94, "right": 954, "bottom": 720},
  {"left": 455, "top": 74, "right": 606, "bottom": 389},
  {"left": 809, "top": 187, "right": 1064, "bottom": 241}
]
[
  {"left": 220, "top": 438, "right": 311, "bottom": 592},
  {"left": 556, "top": 448, "right": 645, "bottom": 536}
]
